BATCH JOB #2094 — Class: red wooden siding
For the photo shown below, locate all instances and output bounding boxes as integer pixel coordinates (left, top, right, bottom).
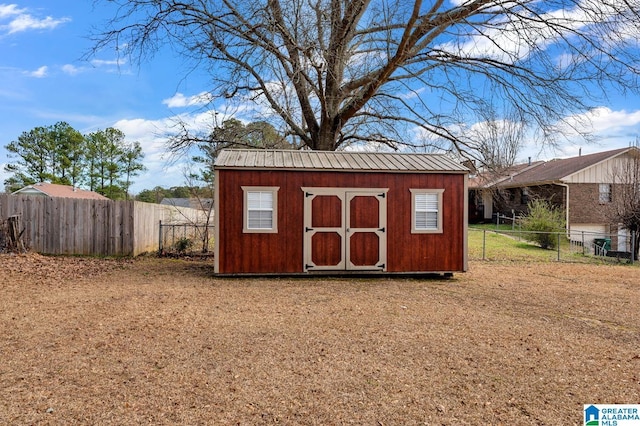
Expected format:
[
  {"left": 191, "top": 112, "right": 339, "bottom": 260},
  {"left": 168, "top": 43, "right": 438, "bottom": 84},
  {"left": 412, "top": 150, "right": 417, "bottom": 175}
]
[
  {"left": 350, "top": 195, "right": 379, "bottom": 228},
  {"left": 349, "top": 232, "right": 380, "bottom": 266},
  {"left": 311, "top": 232, "right": 342, "bottom": 267},
  {"left": 216, "top": 169, "right": 465, "bottom": 274},
  {"left": 311, "top": 195, "right": 341, "bottom": 228}
]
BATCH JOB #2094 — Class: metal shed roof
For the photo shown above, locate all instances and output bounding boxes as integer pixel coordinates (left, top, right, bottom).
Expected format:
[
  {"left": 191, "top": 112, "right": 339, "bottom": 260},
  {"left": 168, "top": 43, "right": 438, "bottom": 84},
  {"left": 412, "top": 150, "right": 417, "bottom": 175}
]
[{"left": 215, "top": 149, "right": 468, "bottom": 173}]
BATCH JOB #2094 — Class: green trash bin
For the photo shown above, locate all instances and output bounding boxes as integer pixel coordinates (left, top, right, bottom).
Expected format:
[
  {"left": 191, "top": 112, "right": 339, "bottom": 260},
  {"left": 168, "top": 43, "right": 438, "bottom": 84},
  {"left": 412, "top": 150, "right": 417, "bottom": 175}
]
[{"left": 594, "top": 238, "right": 611, "bottom": 254}]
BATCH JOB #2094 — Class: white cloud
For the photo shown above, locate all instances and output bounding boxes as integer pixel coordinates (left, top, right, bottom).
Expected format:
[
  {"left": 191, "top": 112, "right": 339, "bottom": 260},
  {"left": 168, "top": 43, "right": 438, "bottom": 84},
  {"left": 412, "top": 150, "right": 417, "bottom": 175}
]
[
  {"left": 401, "top": 87, "right": 426, "bottom": 100},
  {"left": 91, "top": 58, "right": 125, "bottom": 67},
  {"left": 0, "top": 4, "right": 24, "bottom": 18},
  {"left": 518, "top": 106, "right": 640, "bottom": 161},
  {"left": 89, "top": 58, "right": 129, "bottom": 74},
  {"left": 109, "top": 111, "right": 221, "bottom": 192},
  {"left": 561, "top": 107, "right": 640, "bottom": 136},
  {"left": 24, "top": 65, "right": 47, "bottom": 78},
  {"left": 436, "top": 1, "right": 626, "bottom": 64},
  {"left": 61, "top": 64, "right": 82, "bottom": 76},
  {"left": 6, "top": 14, "right": 69, "bottom": 34},
  {"left": 162, "top": 92, "right": 213, "bottom": 108},
  {"left": 0, "top": 5, "right": 69, "bottom": 35}
]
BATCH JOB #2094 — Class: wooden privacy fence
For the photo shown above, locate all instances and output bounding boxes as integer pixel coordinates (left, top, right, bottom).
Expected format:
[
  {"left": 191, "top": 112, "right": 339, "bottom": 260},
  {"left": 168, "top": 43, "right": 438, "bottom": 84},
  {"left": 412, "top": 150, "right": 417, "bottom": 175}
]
[{"left": 0, "top": 194, "right": 209, "bottom": 256}]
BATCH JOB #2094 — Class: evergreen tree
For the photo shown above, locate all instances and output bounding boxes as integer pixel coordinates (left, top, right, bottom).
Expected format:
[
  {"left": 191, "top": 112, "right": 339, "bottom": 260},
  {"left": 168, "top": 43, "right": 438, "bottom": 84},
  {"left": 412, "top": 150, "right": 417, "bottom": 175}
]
[
  {"left": 85, "top": 127, "right": 145, "bottom": 200},
  {"left": 50, "top": 122, "right": 85, "bottom": 186},
  {"left": 4, "top": 123, "right": 145, "bottom": 199},
  {"left": 119, "top": 141, "right": 147, "bottom": 199},
  {"left": 4, "top": 123, "right": 82, "bottom": 192}
]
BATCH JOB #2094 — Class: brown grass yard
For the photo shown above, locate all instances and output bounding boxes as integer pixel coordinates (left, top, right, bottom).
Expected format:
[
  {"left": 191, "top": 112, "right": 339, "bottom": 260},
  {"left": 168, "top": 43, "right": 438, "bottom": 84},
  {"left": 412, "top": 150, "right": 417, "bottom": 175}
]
[{"left": 1, "top": 254, "right": 639, "bottom": 425}]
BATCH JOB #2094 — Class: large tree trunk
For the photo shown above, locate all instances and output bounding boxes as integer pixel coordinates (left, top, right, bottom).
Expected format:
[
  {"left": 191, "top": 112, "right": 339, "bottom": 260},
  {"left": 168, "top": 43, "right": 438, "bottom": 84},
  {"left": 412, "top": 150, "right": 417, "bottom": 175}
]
[{"left": 314, "top": 117, "right": 342, "bottom": 151}]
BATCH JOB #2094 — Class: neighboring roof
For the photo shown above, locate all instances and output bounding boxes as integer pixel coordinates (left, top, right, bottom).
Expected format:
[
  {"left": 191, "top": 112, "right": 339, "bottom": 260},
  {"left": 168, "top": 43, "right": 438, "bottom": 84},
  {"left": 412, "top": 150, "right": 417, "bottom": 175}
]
[
  {"left": 12, "top": 182, "right": 109, "bottom": 200},
  {"left": 160, "top": 198, "right": 213, "bottom": 210},
  {"left": 469, "top": 161, "right": 544, "bottom": 189},
  {"left": 214, "top": 149, "right": 469, "bottom": 173},
  {"left": 504, "top": 147, "right": 631, "bottom": 187},
  {"left": 470, "top": 147, "right": 636, "bottom": 189}
]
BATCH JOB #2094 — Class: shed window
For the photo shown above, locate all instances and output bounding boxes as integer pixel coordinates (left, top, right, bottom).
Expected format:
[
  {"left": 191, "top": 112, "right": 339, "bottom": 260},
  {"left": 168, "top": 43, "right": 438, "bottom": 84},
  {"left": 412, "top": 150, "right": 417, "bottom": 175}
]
[
  {"left": 410, "top": 189, "right": 444, "bottom": 233},
  {"left": 599, "top": 184, "right": 612, "bottom": 203},
  {"left": 242, "top": 186, "right": 279, "bottom": 233}
]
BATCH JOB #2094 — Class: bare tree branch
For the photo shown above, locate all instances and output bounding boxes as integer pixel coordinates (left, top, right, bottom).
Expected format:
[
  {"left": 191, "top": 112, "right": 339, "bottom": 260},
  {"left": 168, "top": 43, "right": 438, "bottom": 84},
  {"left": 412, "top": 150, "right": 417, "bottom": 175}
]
[{"left": 90, "top": 0, "right": 640, "bottom": 159}]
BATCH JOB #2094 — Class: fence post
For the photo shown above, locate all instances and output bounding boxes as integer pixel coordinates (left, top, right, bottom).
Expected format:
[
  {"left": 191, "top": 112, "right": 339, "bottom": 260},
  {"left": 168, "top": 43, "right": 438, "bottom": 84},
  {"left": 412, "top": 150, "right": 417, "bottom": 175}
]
[
  {"left": 557, "top": 232, "right": 561, "bottom": 261},
  {"left": 158, "top": 220, "right": 163, "bottom": 255},
  {"left": 631, "top": 231, "right": 636, "bottom": 264},
  {"left": 483, "top": 229, "right": 486, "bottom": 260},
  {"left": 581, "top": 231, "right": 585, "bottom": 255}
]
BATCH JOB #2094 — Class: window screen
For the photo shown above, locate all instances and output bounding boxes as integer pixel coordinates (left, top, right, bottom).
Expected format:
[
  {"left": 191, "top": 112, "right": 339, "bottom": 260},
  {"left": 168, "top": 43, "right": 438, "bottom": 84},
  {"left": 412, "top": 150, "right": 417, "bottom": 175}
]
[
  {"left": 411, "top": 189, "right": 444, "bottom": 233},
  {"left": 242, "top": 186, "right": 279, "bottom": 233},
  {"left": 247, "top": 191, "right": 273, "bottom": 229},
  {"left": 414, "top": 193, "right": 439, "bottom": 230}
]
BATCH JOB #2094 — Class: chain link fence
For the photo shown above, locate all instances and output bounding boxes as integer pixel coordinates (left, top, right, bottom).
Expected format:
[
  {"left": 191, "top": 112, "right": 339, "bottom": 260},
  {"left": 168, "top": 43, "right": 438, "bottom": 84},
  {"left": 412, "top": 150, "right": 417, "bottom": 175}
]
[
  {"left": 469, "top": 226, "right": 637, "bottom": 264},
  {"left": 158, "top": 221, "right": 215, "bottom": 256},
  {"left": 156, "top": 216, "right": 637, "bottom": 265}
]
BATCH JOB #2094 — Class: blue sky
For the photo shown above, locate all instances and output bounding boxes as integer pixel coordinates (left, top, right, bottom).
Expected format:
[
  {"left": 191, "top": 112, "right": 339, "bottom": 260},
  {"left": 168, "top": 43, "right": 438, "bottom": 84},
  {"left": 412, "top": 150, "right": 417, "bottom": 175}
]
[
  {"left": 0, "top": 1, "right": 216, "bottom": 193},
  {"left": 1, "top": 1, "right": 640, "bottom": 194}
]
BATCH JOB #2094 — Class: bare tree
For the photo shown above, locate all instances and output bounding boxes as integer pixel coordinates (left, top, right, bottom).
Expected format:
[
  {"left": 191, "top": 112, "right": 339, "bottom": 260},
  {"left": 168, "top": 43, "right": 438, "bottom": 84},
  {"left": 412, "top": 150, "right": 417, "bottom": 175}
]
[
  {"left": 606, "top": 144, "right": 640, "bottom": 259},
  {"left": 468, "top": 107, "right": 528, "bottom": 170},
  {"left": 91, "top": 0, "right": 640, "bottom": 159}
]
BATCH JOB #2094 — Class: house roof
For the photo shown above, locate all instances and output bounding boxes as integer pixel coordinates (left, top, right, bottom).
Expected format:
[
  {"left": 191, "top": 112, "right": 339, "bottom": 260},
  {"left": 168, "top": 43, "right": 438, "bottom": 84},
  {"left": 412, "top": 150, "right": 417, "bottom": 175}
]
[
  {"left": 12, "top": 182, "right": 109, "bottom": 200},
  {"left": 469, "top": 161, "right": 544, "bottom": 189},
  {"left": 215, "top": 149, "right": 469, "bottom": 173},
  {"left": 503, "top": 147, "right": 631, "bottom": 186},
  {"left": 471, "top": 147, "right": 634, "bottom": 189}
]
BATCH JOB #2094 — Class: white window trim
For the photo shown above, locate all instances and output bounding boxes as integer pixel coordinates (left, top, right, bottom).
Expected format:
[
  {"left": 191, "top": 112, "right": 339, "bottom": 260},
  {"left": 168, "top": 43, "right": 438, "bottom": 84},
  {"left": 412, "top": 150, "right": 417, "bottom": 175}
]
[
  {"left": 410, "top": 189, "right": 444, "bottom": 234},
  {"left": 242, "top": 186, "right": 279, "bottom": 233}
]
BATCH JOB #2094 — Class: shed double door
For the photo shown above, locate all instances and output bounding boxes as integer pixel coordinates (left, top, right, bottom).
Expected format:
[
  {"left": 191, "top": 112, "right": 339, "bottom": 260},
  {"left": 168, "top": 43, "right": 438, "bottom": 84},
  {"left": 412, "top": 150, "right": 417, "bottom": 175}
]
[{"left": 302, "top": 187, "right": 388, "bottom": 272}]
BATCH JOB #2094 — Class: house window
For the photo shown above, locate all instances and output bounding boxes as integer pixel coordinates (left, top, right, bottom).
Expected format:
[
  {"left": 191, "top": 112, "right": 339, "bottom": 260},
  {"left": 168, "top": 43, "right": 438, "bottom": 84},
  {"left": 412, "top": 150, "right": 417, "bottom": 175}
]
[
  {"left": 521, "top": 187, "right": 530, "bottom": 205},
  {"left": 410, "top": 189, "right": 444, "bottom": 233},
  {"left": 599, "top": 184, "right": 612, "bottom": 203},
  {"left": 242, "top": 186, "right": 279, "bottom": 233}
]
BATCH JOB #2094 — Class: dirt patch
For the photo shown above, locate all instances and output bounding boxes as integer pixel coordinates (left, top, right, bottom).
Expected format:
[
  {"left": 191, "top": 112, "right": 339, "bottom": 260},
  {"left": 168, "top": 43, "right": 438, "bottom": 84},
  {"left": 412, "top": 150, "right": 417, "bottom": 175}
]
[{"left": 1, "top": 255, "right": 638, "bottom": 424}]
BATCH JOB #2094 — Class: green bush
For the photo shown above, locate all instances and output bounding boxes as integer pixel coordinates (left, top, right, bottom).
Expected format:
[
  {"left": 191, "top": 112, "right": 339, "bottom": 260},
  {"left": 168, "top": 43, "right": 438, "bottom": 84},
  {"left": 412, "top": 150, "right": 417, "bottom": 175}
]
[
  {"left": 520, "top": 199, "right": 566, "bottom": 249},
  {"left": 174, "top": 237, "right": 194, "bottom": 254}
]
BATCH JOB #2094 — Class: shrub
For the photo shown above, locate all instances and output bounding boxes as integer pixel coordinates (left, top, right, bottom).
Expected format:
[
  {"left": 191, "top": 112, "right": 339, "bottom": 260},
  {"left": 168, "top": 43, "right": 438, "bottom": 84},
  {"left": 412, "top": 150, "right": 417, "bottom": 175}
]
[
  {"left": 520, "top": 199, "right": 566, "bottom": 249},
  {"left": 174, "top": 237, "right": 194, "bottom": 254}
]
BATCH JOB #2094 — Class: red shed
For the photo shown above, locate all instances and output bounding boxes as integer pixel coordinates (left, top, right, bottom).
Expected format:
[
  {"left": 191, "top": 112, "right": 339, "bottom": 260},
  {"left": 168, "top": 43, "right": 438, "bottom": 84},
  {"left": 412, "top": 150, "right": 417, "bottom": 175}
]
[{"left": 214, "top": 149, "right": 469, "bottom": 276}]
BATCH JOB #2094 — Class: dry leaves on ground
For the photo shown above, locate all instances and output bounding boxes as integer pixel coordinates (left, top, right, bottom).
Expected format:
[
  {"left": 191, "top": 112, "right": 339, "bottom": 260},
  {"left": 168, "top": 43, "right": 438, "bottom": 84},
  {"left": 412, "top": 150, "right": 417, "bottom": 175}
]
[{"left": 1, "top": 255, "right": 638, "bottom": 425}]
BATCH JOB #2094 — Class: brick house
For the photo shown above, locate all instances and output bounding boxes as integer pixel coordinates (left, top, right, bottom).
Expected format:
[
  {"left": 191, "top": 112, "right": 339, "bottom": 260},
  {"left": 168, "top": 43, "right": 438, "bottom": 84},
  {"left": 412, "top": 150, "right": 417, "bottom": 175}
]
[
  {"left": 469, "top": 147, "right": 639, "bottom": 249},
  {"left": 468, "top": 160, "right": 543, "bottom": 222}
]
